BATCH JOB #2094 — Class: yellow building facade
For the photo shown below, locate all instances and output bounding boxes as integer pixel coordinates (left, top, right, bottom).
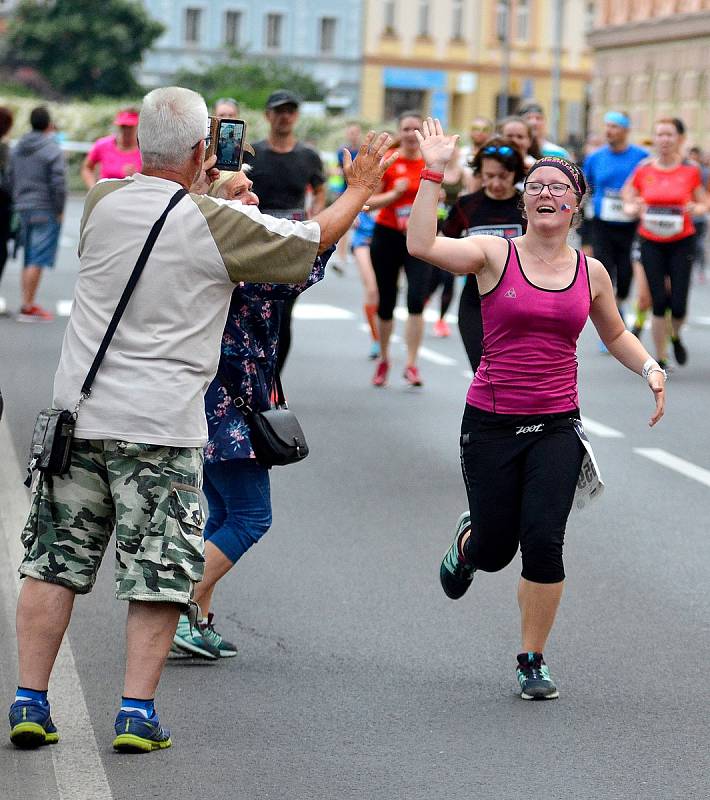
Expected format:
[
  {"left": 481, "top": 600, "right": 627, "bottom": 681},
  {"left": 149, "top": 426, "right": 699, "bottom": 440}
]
[{"left": 361, "top": 0, "right": 594, "bottom": 144}]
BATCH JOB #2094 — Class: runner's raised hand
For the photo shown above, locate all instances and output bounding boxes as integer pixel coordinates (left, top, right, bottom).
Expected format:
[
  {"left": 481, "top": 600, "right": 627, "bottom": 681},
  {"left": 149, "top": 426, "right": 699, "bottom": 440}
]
[{"left": 415, "top": 117, "right": 459, "bottom": 171}]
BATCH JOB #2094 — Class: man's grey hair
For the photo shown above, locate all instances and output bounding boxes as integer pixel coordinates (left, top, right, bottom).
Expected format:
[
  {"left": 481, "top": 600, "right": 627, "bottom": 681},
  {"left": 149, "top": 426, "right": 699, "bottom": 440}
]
[{"left": 138, "top": 87, "right": 208, "bottom": 171}]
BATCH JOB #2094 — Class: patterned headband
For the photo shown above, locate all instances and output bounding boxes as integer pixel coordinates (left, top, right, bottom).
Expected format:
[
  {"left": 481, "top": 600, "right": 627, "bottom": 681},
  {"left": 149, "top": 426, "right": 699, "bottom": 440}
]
[{"left": 527, "top": 157, "right": 587, "bottom": 196}]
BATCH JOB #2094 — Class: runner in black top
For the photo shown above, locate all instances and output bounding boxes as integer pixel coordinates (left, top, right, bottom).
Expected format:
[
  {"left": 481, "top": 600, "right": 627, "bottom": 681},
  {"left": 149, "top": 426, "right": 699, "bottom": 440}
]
[{"left": 442, "top": 137, "right": 526, "bottom": 371}]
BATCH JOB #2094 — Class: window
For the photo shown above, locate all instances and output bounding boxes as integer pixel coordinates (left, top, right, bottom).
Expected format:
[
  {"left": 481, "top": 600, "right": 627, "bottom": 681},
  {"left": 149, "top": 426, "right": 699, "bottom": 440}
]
[
  {"left": 385, "top": 88, "right": 425, "bottom": 120},
  {"left": 265, "top": 13, "right": 283, "bottom": 50},
  {"left": 451, "top": 0, "right": 464, "bottom": 40},
  {"left": 383, "top": 0, "right": 396, "bottom": 34},
  {"left": 224, "top": 11, "right": 242, "bottom": 47},
  {"left": 320, "top": 17, "right": 337, "bottom": 54},
  {"left": 417, "top": 0, "right": 430, "bottom": 37},
  {"left": 185, "top": 8, "right": 202, "bottom": 44},
  {"left": 515, "top": 0, "right": 530, "bottom": 41},
  {"left": 495, "top": 0, "right": 510, "bottom": 43}
]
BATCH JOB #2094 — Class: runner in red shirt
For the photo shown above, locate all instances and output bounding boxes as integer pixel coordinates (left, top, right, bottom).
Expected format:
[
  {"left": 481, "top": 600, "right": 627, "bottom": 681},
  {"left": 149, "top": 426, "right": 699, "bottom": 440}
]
[
  {"left": 622, "top": 117, "right": 707, "bottom": 367},
  {"left": 367, "top": 111, "right": 434, "bottom": 387}
]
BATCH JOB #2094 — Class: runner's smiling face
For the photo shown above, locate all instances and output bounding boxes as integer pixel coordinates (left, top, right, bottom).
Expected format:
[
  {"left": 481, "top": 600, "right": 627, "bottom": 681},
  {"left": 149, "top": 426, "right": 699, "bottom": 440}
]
[
  {"left": 523, "top": 166, "right": 577, "bottom": 229},
  {"left": 480, "top": 158, "right": 516, "bottom": 200}
]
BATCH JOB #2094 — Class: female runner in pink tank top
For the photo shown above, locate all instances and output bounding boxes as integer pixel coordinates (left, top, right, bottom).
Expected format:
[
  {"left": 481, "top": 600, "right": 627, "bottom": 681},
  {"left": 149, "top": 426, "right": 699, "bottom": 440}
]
[{"left": 407, "top": 118, "right": 667, "bottom": 701}]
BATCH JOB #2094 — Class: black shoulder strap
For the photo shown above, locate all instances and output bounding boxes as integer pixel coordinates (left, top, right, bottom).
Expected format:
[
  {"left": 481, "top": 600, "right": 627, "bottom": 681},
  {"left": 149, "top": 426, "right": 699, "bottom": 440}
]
[{"left": 80, "top": 188, "right": 187, "bottom": 400}]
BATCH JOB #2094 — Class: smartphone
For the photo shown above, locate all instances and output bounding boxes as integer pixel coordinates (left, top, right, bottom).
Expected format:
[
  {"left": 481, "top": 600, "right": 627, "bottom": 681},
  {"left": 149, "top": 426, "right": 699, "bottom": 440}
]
[{"left": 206, "top": 117, "right": 246, "bottom": 172}]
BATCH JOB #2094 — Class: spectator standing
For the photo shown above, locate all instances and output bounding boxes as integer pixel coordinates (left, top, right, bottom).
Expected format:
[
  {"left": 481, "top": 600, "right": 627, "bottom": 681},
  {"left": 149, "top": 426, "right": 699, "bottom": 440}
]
[
  {"left": 460, "top": 116, "right": 494, "bottom": 168},
  {"left": 214, "top": 97, "right": 240, "bottom": 119},
  {"left": 6, "top": 106, "right": 66, "bottom": 322},
  {"left": 687, "top": 145, "right": 709, "bottom": 281},
  {"left": 248, "top": 90, "right": 327, "bottom": 371},
  {"left": 80, "top": 108, "right": 141, "bottom": 188}
]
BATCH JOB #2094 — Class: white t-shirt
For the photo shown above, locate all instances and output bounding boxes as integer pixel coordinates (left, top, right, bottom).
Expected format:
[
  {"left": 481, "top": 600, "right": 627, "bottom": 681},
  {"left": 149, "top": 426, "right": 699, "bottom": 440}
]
[{"left": 53, "top": 174, "right": 319, "bottom": 446}]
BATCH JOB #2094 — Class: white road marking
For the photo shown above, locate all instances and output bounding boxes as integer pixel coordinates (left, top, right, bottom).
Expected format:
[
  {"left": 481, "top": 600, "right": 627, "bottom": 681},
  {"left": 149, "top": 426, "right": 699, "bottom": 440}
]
[
  {"left": 634, "top": 448, "right": 710, "bottom": 489},
  {"left": 293, "top": 303, "right": 355, "bottom": 320},
  {"left": 59, "top": 236, "right": 76, "bottom": 248},
  {"left": 0, "top": 418, "right": 113, "bottom": 800},
  {"left": 56, "top": 300, "right": 73, "bottom": 317},
  {"left": 417, "top": 347, "right": 458, "bottom": 366},
  {"left": 394, "top": 306, "right": 458, "bottom": 324},
  {"left": 580, "top": 416, "right": 625, "bottom": 439},
  {"left": 692, "top": 316, "right": 710, "bottom": 327}
]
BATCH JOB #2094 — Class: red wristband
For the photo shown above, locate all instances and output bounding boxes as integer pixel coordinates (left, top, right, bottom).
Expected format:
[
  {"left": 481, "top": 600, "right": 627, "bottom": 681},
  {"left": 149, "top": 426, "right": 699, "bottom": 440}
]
[{"left": 420, "top": 169, "right": 444, "bottom": 184}]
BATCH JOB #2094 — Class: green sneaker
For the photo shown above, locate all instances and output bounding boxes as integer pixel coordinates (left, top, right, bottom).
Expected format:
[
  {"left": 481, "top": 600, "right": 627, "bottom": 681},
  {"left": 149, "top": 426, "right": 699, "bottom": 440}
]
[
  {"left": 439, "top": 511, "right": 476, "bottom": 599},
  {"left": 199, "top": 613, "right": 238, "bottom": 658},
  {"left": 172, "top": 614, "right": 220, "bottom": 660},
  {"left": 516, "top": 652, "right": 559, "bottom": 700}
]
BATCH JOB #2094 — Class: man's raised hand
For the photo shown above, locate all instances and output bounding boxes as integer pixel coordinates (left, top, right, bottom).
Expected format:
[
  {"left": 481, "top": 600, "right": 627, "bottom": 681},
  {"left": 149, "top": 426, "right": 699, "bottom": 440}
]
[{"left": 342, "top": 131, "right": 398, "bottom": 194}]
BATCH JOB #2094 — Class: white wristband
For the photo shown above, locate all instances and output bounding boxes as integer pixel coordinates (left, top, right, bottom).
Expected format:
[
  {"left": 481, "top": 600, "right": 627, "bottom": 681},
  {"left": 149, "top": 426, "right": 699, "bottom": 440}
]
[{"left": 641, "top": 358, "right": 658, "bottom": 380}]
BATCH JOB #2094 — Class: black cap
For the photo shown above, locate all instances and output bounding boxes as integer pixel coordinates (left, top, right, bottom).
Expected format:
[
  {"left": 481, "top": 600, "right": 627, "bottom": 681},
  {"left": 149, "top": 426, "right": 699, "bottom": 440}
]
[
  {"left": 265, "top": 90, "right": 301, "bottom": 110},
  {"left": 519, "top": 101, "right": 545, "bottom": 116}
]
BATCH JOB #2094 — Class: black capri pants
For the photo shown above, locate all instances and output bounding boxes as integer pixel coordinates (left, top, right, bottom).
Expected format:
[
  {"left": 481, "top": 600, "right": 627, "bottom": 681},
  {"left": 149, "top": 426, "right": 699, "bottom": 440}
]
[
  {"left": 458, "top": 276, "right": 483, "bottom": 372},
  {"left": 639, "top": 235, "right": 695, "bottom": 319},
  {"left": 460, "top": 404, "right": 584, "bottom": 584},
  {"left": 370, "top": 223, "right": 433, "bottom": 320},
  {"left": 592, "top": 219, "right": 637, "bottom": 301}
]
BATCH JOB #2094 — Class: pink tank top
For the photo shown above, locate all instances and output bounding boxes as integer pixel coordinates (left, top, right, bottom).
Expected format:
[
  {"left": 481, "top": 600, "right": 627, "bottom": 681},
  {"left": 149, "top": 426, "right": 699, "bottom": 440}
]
[{"left": 467, "top": 240, "right": 591, "bottom": 414}]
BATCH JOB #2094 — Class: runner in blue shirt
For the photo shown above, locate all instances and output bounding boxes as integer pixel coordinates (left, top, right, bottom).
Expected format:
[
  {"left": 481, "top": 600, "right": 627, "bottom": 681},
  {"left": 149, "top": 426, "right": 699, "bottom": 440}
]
[{"left": 583, "top": 112, "right": 647, "bottom": 309}]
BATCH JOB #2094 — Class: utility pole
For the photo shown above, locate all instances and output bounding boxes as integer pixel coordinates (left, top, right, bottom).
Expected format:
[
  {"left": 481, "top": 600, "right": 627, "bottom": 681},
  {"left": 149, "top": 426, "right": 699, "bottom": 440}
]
[
  {"left": 551, "top": 0, "right": 564, "bottom": 142},
  {"left": 497, "top": 0, "right": 511, "bottom": 120}
]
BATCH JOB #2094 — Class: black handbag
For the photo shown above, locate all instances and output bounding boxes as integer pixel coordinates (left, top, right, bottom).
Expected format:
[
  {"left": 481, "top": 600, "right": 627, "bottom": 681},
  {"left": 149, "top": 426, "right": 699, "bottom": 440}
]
[
  {"left": 220, "top": 366, "right": 309, "bottom": 468},
  {"left": 25, "top": 188, "right": 187, "bottom": 486}
]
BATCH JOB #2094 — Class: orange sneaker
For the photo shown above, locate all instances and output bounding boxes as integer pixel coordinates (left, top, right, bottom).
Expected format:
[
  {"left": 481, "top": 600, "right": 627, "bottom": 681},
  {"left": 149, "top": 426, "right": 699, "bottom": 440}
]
[{"left": 17, "top": 304, "right": 54, "bottom": 322}]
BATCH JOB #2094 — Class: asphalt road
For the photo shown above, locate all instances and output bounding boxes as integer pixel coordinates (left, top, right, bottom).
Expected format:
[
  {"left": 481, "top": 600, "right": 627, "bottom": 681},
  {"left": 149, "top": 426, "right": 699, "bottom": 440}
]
[{"left": 1, "top": 196, "right": 709, "bottom": 799}]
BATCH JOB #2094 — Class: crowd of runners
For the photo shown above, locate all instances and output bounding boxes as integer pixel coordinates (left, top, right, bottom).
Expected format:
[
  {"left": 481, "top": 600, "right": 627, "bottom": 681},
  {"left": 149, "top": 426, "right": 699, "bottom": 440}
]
[{"left": 3, "top": 85, "right": 703, "bottom": 752}]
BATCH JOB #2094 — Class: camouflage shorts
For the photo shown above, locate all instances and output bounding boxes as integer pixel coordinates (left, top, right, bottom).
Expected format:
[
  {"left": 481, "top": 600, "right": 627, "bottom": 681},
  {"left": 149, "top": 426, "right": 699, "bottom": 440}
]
[{"left": 20, "top": 439, "right": 205, "bottom": 605}]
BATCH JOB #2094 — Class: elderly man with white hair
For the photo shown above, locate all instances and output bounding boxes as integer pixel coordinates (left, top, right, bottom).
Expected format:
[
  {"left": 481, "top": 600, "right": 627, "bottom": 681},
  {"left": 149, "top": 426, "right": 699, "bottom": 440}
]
[{"left": 9, "top": 87, "right": 396, "bottom": 754}]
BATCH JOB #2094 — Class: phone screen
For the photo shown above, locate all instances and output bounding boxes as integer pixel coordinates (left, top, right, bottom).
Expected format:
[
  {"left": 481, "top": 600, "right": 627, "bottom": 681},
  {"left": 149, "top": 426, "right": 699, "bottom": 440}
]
[{"left": 215, "top": 118, "right": 246, "bottom": 172}]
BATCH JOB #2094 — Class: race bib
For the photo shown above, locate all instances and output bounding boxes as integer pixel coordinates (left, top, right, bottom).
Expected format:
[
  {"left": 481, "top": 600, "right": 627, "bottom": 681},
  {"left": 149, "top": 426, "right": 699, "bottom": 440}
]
[
  {"left": 395, "top": 204, "right": 412, "bottom": 231},
  {"left": 462, "top": 223, "right": 523, "bottom": 239},
  {"left": 600, "top": 190, "right": 633, "bottom": 223},
  {"left": 642, "top": 206, "right": 684, "bottom": 238},
  {"left": 572, "top": 419, "right": 605, "bottom": 512}
]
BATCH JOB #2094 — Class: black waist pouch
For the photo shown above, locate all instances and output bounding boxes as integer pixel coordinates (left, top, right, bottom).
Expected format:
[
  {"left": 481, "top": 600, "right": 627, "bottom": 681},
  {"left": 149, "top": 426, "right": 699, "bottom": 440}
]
[{"left": 25, "top": 408, "right": 75, "bottom": 486}]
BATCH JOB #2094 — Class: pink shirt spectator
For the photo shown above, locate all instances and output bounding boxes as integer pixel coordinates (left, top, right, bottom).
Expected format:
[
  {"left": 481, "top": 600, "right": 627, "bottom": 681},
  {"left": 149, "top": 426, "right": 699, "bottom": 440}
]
[{"left": 87, "top": 135, "right": 141, "bottom": 180}]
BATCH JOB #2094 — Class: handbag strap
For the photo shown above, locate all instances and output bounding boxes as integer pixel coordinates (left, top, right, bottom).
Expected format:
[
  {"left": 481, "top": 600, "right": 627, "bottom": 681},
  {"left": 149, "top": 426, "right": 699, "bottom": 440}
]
[
  {"left": 216, "top": 361, "right": 287, "bottom": 413},
  {"left": 79, "top": 187, "right": 187, "bottom": 402}
]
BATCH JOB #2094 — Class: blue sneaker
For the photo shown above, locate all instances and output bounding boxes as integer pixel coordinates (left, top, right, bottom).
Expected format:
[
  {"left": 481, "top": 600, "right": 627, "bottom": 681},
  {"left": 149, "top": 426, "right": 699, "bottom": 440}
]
[
  {"left": 112, "top": 709, "right": 172, "bottom": 753},
  {"left": 516, "top": 652, "right": 559, "bottom": 700},
  {"left": 439, "top": 511, "right": 476, "bottom": 599},
  {"left": 9, "top": 699, "right": 59, "bottom": 748}
]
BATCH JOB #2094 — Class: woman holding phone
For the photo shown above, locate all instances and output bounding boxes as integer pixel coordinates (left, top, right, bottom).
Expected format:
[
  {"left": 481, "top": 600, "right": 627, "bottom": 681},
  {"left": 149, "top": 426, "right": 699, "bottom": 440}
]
[{"left": 407, "top": 118, "right": 666, "bottom": 701}]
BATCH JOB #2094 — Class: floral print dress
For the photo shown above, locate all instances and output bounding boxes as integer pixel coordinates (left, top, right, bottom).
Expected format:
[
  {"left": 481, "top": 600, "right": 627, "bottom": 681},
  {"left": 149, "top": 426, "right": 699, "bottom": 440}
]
[{"left": 204, "top": 251, "right": 330, "bottom": 464}]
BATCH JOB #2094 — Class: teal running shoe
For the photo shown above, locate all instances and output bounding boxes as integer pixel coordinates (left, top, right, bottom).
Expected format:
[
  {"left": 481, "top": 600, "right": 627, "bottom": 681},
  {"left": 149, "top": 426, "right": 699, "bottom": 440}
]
[
  {"left": 9, "top": 699, "right": 59, "bottom": 748},
  {"left": 199, "top": 613, "right": 238, "bottom": 658},
  {"left": 516, "top": 652, "right": 559, "bottom": 700},
  {"left": 439, "top": 511, "right": 476, "bottom": 599},
  {"left": 113, "top": 710, "right": 171, "bottom": 752},
  {"left": 172, "top": 614, "right": 219, "bottom": 660}
]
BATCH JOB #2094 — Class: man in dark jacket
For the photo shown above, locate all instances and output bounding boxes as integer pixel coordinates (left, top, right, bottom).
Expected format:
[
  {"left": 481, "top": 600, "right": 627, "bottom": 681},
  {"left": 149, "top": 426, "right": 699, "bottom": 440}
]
[{"left": 6, "top": 106, "right": 66, "bottom": 321}]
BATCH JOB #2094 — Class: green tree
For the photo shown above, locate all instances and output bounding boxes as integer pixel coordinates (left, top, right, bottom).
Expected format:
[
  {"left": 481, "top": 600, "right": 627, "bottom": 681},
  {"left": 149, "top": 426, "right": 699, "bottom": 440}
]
[
  {"left": 174, "top": 54, "right": 326, "bottom": 110},
  {"left": 2, "top": 0, "right": 164, "bottom": 98}
]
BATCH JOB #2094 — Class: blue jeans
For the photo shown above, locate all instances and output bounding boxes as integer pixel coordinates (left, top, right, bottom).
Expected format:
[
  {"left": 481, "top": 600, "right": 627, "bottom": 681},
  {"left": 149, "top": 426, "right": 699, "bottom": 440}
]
[
  {"left": 203, "top": 458, "right": 272, "bottom": 564},
  {"left": 19, "top": 211, "right": 60, "bottom": 268}
]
